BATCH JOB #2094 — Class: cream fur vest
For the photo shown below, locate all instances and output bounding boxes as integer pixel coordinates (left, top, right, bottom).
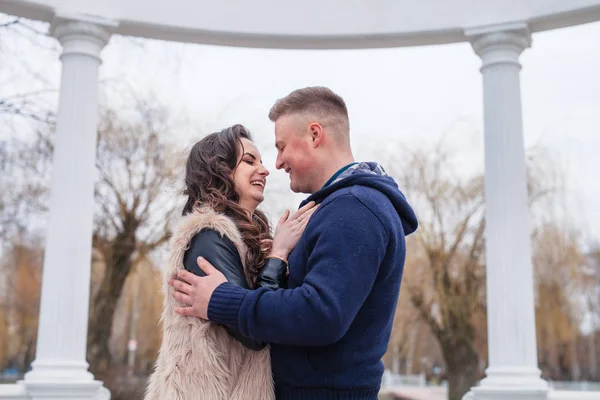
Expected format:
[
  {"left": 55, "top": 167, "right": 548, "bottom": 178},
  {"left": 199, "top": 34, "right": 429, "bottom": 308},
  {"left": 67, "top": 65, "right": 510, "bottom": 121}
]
[{"left": 144, "top": 206, "right": 274, "bottom": 400}]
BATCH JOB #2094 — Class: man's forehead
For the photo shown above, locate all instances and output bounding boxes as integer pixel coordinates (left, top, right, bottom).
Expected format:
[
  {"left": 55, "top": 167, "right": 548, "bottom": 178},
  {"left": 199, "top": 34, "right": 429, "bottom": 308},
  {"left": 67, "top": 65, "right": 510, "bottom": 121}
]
[
  {"left": 274, "top": 115, "right": 290, "bottom": 131},
  {"left": 274, "top": 127, "right": 293, "bottom": 149},
  {"left": 274, "top": 113, "right": 305, "bottom": 136},
  {"left": 273, "top": 117, "right": 289, "bottom": 143}
]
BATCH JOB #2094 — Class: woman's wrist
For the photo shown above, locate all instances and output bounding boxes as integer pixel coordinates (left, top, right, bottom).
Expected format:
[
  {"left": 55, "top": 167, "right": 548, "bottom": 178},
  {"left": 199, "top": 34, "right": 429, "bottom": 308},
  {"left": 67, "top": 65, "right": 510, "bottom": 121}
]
[{"left": 267, "top": 248, "right": 289, "bottom": 262}]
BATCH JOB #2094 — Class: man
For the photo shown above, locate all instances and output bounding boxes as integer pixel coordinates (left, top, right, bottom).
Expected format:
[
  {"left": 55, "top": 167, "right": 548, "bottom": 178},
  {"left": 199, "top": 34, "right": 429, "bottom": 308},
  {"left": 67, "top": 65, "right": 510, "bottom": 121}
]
[{"left": 170, "top": 87, "right": 418, "bottom": 399}]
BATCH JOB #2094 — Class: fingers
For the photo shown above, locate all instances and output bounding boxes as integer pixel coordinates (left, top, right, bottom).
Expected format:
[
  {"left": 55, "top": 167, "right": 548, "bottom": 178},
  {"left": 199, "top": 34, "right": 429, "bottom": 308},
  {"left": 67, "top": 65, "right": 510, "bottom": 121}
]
[
  {"left": 172, "top": 290, "right": 192, "bottom": 305},
  {"left": 197, "top": 257, "right": 217, "bottom": 274},
  {"left": 260, "top": 238, "right": 273, "bottom": 252},
  {"left": 170, "top": 278, "right": 192, "bottom": 295},
  {"left": 277, "top": 209, "right": 290, "bottom": 228},
  {"left": 300, "top": 206, "right": 318, "bottom": 228},
  {"left": 291, "top": 201, "right": 316, "bottom": 220},
  {"left": 175, "top": 306, "right": 196, "bottom": 316},
  {"left": 294, "top": 203, "right": 319, "bottom": 226},
  {"left": 175, "top": 269, "right": 194, "bottom": 284}
]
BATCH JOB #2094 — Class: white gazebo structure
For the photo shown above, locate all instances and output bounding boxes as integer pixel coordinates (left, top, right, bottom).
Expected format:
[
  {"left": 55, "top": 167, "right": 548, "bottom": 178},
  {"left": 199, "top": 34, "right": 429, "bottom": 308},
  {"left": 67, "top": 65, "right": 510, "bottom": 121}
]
[{"left": 1, "top": 1, "right": 599, "bottom": 400}]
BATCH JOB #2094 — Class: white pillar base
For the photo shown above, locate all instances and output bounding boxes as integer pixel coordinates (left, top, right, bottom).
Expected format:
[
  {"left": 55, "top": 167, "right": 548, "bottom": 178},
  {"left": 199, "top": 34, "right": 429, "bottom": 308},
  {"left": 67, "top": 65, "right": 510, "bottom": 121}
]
[
  {"left": 24, "top": 360, "right": 94, "bottom": 382},
  {"left": 0, "top": 381, "right": 110, "bottom": 400},
  {"left": 21, "top": 380, "right": 107, "bottom": 400},
  {"left": 21, "top": 360, "right": 109, "bottom": 399},
  {"left": 464, "top": 367, "right": 548, "bottom": 400},
  {"left": 476, "top": 366, "right": 548, "bottom": 390}
]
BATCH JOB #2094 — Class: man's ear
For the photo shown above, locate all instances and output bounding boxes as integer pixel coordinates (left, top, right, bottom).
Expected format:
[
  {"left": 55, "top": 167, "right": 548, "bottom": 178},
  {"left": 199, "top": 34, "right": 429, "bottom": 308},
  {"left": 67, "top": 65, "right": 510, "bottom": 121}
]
[{"left": 309, "top": 123, "right": 324, "bottom": 147}]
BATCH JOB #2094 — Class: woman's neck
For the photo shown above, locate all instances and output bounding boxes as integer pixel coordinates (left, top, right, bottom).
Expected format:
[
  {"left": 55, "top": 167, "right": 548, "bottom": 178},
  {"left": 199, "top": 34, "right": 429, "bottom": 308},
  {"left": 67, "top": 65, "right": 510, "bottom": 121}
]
[{"left": 239, "top": 200, "right": 258, "bottom": 217}]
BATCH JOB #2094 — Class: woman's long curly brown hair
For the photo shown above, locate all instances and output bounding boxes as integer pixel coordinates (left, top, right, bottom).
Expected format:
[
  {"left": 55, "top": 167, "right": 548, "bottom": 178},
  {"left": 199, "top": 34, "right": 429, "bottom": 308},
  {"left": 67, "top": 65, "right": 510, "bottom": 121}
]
[{"left": 182, "top": 124, "right": 272, "bottom": 287}]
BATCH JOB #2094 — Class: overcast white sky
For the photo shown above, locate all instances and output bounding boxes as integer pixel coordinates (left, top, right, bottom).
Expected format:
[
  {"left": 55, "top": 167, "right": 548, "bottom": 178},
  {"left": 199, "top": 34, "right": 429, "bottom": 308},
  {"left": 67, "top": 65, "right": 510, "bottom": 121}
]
[{"left": 2, "top": 14, "right": 600, "bottom": 243}]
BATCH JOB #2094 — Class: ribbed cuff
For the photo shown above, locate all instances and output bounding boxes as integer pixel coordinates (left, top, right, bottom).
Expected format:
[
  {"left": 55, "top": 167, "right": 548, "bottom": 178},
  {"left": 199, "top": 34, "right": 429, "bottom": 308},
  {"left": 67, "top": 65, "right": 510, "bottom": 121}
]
[
  {"left": 207, "top": 282, "right": 247, "bottom": 330},
  {"left": 276, "top": 385, "right": 379, "bottom": 400}
]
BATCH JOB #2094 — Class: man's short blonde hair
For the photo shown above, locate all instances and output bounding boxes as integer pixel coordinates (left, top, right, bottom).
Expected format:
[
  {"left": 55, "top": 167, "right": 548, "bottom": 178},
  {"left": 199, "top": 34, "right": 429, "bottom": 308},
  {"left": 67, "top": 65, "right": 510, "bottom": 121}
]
[{"left": 268, "top": 87, "right": 350, "bottom": 137}]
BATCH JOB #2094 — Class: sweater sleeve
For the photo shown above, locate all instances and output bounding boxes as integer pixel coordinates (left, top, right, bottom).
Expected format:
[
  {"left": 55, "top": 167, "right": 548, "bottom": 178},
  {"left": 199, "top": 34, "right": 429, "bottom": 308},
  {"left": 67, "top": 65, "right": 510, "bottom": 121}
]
[{"left": 207, "top": 194, "right": 388, "bottom": 346}]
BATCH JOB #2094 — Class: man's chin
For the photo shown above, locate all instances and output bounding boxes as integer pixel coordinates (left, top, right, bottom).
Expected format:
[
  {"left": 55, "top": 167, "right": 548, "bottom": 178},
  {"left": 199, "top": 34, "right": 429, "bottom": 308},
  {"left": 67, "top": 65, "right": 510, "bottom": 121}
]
[{"left": 290, "top": 183, "right": 312, "bottom": 194}]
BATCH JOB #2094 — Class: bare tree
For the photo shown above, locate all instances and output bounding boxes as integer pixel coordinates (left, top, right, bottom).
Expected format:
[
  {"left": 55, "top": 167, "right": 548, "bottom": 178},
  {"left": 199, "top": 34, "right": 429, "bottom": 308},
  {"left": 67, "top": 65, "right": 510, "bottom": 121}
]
[
  {"left": 385, "top": 254, "right": 447, "bottom": 379},
  {"left": 587, "top": 245, "right": 600, "bottom": 379},
  {"left": 86, "top": 102, "right": 180, "bottom": 381},
  {"left": 0, "top": 15, "right": 58, "bottom": 124},
  {"left": 0, "top": 235, "right": 44, "bottom": 373},
  {"left": 0, "top": 14, "right": 57, "bottom": 240},
  {"left": 532, "top": 224, "right": 586, "bottom": 380},
  {"left": 3, "top": 96, "right": 180, "bottom": 386},
  {"left": 0, "top": 124, "right": 55, "bottom": 241},
  {"left": 383, "top": 137, "right": 555, "bottom": 400},
  {"left": 0, "top": 303, "right": 8, "bottom": 372},
  {"left": 109, "top": 260, "right": 163, "bottom": 375},
  {"left": 387, "top": 142, "right": 486, "bottom": 400}
]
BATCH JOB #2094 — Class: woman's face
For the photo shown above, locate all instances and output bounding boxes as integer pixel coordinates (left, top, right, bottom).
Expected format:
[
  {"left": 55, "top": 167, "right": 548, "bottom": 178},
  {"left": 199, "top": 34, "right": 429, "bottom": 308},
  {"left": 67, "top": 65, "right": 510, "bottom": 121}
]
[{"left": 233, "top": 137, "right": 270, "bottom": 213}]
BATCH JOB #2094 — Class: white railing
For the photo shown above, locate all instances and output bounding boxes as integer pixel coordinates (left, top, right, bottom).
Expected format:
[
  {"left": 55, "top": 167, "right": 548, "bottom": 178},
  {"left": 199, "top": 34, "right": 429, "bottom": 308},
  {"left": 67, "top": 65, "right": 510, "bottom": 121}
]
[
  {"left": 547, "top": 381, "right": 600, "bottom": 392},
  {"left": 547, "top": 390, "right": 600, "bottom": 400},
  {"left": 0, "top": 383, "right": 27, "bottom": 400},
  {"left": 381, "top": 371, "right": 427, "bottom": 388},
  {"left": 383, "top": 371, "right": 600, "bottom": 400}
]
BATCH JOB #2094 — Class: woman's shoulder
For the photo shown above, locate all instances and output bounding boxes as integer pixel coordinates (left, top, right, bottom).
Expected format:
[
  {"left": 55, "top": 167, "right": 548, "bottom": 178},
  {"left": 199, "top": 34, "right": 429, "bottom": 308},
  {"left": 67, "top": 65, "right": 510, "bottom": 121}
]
[
  {"left": 188, "top": 229, "right": 237, "bottom": 253},
  {"left": 184, "top": 228, "right": 249, "bottom": 287},
  {"left": 175, "top": 206, "right": 244, "bottom": 249}
]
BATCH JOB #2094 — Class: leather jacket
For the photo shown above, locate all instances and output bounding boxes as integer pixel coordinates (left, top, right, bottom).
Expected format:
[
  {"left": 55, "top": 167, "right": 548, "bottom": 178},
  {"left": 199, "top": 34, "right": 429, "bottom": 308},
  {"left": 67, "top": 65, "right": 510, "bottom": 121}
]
[{"left": 183, "top": 229, "right": 288, "bottom": 350}]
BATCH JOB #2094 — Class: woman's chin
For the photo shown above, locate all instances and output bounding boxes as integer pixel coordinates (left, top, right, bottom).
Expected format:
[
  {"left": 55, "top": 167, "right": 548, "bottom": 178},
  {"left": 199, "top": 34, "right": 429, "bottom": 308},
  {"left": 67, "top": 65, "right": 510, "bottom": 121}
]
[
  {"left": 241, "top": 195, "right": 264, "bottom": 213},
  {"left": 254, "top": 194, "right": 265, "bottom": 205}
]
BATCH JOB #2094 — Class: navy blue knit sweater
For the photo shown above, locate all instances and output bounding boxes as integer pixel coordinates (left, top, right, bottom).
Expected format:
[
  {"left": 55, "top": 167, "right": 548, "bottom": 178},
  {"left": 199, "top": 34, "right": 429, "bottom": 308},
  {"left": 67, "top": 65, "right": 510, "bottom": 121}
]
[{"left": 208, "top": 162, "right": 418, "bottom": 399}]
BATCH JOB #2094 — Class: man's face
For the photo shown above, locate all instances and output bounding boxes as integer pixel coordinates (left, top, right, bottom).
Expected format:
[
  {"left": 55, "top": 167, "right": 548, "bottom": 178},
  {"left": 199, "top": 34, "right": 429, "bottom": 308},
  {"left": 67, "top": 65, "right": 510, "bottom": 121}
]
[{"left": 274, "top": 114, "right": 317, "bottom": 193}]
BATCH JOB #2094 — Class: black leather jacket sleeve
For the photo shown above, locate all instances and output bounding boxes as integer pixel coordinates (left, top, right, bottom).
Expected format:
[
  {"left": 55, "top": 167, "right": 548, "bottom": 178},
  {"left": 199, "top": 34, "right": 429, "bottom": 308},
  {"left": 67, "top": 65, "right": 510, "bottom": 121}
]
[
  {"left": 184, "top": 229, "right": 251, "bottom": 289},
  {"left": 257, "top": 257, "right": 289, "bottom": 290},
  {"left": 183, "top": 229, "right": 287, "bottom": 350}
]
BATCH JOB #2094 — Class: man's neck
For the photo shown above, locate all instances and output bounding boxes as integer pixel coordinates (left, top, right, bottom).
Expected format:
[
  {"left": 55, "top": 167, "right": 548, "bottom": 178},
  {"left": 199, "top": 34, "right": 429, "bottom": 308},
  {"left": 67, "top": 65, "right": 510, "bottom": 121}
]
[{"left": 316, "top": 154, "right": 356, "bottom": 189}]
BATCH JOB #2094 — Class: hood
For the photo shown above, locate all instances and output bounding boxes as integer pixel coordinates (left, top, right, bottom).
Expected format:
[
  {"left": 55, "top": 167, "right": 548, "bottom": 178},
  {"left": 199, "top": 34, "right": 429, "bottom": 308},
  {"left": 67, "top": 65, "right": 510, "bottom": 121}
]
[{"left": 300, "top": 162, "right": 418, "bottom": 236}]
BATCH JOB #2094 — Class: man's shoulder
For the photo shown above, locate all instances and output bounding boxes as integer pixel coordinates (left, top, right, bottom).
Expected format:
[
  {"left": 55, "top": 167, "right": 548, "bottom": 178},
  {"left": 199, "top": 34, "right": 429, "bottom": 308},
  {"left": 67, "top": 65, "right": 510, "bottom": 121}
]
[
  {"left": 319, "top": 185, "right": 397, "bottom": 226},
  {"left": 328, "top": 185, "right": 394, "bottom": 211},
  {"left": 322, "top": 184, "right": 383, "bottom": 201}
]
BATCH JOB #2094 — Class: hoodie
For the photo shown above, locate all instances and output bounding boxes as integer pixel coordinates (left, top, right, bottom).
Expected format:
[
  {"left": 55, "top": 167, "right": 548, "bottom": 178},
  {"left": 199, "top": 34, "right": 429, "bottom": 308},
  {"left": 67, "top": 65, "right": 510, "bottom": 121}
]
[{"left": 208, "top": 162, "right": 418, "bottom": 400}]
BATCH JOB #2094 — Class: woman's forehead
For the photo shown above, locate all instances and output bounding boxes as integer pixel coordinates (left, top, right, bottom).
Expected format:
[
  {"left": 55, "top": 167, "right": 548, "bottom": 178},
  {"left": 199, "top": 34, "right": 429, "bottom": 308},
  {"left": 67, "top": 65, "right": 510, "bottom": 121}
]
[{"left": 240, "top": 137, "right": 260, "bottom": 156}]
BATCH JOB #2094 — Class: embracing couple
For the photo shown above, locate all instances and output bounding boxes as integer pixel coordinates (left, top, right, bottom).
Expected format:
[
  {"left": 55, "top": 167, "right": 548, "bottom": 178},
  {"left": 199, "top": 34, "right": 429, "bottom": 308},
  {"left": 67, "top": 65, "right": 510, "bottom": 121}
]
[{"left": 144, "top": 87, "right": 418, "bottom": 400}]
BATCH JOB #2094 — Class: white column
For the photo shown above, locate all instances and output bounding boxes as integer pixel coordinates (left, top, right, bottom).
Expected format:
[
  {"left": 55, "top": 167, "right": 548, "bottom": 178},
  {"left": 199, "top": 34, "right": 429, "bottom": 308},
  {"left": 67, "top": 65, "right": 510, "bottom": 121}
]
[
  {"left": 463, "top": 23, "right": 548, "bottom": 400},
  {"left": 21, "top": 14, "right": 115, "bottom": 400}
]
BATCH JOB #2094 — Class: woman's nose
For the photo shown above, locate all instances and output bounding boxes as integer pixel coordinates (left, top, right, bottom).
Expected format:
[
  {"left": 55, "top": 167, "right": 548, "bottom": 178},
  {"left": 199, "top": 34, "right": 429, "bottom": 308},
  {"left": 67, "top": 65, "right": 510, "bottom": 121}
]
[{"left": 259, "top": 165, "right": 270, "bottom": 177}]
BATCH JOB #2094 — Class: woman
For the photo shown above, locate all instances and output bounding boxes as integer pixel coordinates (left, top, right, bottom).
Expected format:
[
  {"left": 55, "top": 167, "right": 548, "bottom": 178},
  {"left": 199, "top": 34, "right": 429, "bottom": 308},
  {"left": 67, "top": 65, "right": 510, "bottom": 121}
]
[{"left": 144, "top": 124, "right": 315, "bottom": 400}]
